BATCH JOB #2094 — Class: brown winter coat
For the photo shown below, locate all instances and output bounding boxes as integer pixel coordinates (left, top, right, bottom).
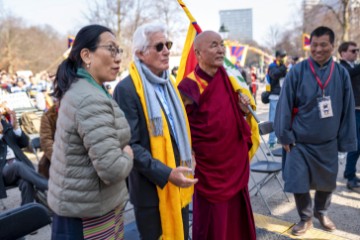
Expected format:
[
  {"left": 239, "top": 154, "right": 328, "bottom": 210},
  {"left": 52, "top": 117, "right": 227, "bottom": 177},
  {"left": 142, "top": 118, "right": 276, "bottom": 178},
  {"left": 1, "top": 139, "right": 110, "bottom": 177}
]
[{"left": 39, "top": 104, "right": 58, "bottom": 179}]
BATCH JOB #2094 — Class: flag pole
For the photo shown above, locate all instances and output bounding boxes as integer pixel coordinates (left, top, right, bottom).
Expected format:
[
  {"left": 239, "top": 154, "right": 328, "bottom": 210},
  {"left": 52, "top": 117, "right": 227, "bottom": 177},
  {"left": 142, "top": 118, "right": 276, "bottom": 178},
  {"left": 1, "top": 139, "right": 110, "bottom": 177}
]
[
  {"left": 177, "top": 0, "right": 202, "bottom": 33},
  {"left": 176, "top": 0, "right": 260, "bottom": 160}
]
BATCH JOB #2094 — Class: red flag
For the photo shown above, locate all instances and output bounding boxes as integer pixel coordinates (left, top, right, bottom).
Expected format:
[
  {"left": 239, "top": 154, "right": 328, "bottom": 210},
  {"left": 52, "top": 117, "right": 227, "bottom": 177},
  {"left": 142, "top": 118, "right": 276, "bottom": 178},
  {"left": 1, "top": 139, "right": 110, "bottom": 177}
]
[
  {"left": 302, "top": 33, "right": 310, "bottom": 51},
  {"left": 176, "top": 1, "right": 202, "bottom": 83}
]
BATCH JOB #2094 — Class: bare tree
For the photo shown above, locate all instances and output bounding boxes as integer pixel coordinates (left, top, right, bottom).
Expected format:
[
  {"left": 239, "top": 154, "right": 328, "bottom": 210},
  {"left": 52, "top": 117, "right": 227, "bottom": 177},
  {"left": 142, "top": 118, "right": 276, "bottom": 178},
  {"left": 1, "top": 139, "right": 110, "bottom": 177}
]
[
  {"left": 0, "top": 13, "right": 65, "bottom": 74},
  {"left": 0, "top": 16, "right": 27, "bottom": 74},
  {"left": 84, "top": 0, "right": 187, "bottom": 68},
  {"left": 259, "top": 2, "right": 304, "bottom": 58},
  {"left": 85, "top": 0, "right": 136, "bottom": 42},
  {"left": 279, "top": 27, "right": 304, "bottom": 57},
  {"left": 19, "top": 25, "right": 65, "bottom": 73},
  {"left": 153, "top": 0, "right": 187, "bottom": 40},
  {"left": 264, "top": 25, "right": 283, "bottom": 52},
  {"left": 84, "top": 0, "right": 156, "bottom": 69},
  {"left": 319, "top": 0, "right": 352, "bottom": 41},
  {"left": 304, "top": 0, "right": 358, "bottom": 42},
  {"left": 350, "top": 0, "right": 360, "bottom": 40}
]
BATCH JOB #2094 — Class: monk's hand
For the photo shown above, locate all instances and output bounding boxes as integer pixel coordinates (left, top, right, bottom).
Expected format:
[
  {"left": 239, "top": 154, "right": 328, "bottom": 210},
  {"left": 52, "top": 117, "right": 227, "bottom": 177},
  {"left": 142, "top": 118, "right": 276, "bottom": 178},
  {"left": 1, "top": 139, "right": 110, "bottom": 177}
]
[
  {"left": 169, "top": 166, "right": 198, "bottom": 188},
  {"left": 283, "top": 144, "right": 291, "bottom": 152},
  {"left": 180, "top": 93, "right": 193, "bottom": 107},
  {"left": 238, "top": 93, "right": 250, "bottom": 115},
  {"left": 191, "top": 152, "right": 196, "bottom": 169}
]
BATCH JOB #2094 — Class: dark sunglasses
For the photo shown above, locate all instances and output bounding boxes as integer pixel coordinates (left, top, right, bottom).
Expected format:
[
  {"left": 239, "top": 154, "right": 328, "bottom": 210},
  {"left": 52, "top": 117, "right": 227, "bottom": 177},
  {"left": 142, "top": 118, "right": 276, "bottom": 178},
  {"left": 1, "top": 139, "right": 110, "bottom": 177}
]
[
  {"left": 350, "top": 49, "right": 359, "bottom": 54},
  {"left": 152, "top": 41, "right": 173, "bottom": 52}
]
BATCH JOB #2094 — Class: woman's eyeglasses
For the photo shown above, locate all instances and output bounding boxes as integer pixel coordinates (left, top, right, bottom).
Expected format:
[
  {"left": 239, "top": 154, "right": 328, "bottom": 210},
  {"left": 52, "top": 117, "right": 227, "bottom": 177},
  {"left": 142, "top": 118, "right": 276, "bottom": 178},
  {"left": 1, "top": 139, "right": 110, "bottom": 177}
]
[
  {"left": 150, "top": 41, "right": 173, "bottom": 52},
  {"left": 98, "top": 45, "right": 123, "bottom": 58},
  {"left": 350, "top": 49, "right": 359, "bottom": 54}
]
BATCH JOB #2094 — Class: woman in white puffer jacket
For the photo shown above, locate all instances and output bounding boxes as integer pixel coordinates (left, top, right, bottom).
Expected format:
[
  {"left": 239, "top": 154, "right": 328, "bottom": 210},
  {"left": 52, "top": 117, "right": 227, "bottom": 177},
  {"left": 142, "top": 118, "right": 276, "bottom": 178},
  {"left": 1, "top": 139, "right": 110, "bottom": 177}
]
[{"left": 48, "top": 24, "right": 133, "bottom": 240}]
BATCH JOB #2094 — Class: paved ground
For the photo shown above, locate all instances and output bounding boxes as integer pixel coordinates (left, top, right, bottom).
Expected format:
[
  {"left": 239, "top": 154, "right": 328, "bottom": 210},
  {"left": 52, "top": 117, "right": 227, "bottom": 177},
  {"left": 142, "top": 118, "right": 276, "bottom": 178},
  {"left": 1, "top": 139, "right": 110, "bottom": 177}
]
[{"left": 1, "top": 81, "right": 359, "bottom": 239}]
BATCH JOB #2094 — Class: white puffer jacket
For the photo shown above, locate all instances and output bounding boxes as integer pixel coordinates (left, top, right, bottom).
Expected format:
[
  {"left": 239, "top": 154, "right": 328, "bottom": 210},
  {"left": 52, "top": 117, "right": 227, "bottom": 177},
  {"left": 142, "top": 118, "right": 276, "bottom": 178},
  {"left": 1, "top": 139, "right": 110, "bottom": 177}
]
[{"left": 48, "top": 78, "right": 133, "bottom": 218}]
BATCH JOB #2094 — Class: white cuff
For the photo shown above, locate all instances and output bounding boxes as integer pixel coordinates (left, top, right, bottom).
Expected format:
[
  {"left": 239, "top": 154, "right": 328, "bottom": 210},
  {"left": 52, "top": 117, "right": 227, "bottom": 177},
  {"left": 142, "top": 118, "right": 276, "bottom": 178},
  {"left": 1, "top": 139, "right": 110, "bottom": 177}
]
[{"left": 13, "top": 128, "right": 22, "bottom": 136}]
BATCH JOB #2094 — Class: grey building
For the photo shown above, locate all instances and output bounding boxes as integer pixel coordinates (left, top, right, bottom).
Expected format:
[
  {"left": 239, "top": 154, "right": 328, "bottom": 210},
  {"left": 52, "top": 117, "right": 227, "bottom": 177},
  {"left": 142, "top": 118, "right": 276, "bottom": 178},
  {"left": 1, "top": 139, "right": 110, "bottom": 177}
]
[{"left": 219, "top": 9, "right": 253, "bottom": 41}]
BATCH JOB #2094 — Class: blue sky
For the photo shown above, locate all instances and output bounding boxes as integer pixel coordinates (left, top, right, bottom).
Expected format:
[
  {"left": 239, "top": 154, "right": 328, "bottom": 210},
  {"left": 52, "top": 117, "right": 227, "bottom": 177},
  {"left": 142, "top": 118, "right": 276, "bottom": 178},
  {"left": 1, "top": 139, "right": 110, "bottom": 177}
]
[{"left": 2, "top": 0, "right": 302, "bottom": 45}]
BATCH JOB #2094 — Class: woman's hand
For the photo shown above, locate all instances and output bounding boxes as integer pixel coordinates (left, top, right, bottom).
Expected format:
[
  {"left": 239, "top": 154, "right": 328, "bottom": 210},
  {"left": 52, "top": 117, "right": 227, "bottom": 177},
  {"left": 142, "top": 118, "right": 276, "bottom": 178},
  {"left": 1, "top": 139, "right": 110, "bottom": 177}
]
[{"left": 123, "top": 145, "right": 134, "bottom": 159}]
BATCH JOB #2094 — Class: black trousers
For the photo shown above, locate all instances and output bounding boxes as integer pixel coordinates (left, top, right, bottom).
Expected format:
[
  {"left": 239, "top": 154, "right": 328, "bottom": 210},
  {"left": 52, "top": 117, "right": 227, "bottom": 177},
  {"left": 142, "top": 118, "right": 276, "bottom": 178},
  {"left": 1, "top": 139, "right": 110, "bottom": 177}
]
[
  {"left": 3, "top": 161, "right": 48, "bottom": 205},
  {"left": 294, "top": 191, "right": 332, "bottom": 221},
  {"left": 134, "top": 205, "right": 189, "bottom": 240}
]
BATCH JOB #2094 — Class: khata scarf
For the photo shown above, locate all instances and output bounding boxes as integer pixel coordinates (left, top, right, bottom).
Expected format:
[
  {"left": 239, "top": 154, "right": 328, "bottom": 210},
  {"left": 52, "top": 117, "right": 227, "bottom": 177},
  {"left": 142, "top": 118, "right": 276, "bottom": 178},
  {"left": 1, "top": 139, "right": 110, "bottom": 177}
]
[
  {"left": 134, "top": 59, "right": 192, "bottom": 163},
  {"left": 130, "top": 59, "right": 193, "bottom": 240}
]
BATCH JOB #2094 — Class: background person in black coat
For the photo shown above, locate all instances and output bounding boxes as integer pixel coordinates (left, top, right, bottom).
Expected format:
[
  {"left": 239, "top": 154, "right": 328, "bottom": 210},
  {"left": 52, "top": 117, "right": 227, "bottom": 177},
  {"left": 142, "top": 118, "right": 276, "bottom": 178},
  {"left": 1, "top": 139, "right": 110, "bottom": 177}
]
[
  {"left": 338, "top": 41, "right": 360, "bottom": 192},
  {"left": 0, "top": 106, "right": 48, "bottom": 205},
  {"left": 267, "top": 50, "right": 288, "bottom": 149}
]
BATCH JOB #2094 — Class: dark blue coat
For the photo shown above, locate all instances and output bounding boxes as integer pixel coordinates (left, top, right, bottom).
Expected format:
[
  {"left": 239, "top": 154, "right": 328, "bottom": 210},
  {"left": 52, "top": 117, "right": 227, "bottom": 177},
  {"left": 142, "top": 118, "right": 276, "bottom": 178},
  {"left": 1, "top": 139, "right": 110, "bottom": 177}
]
[
  {"left": 0, "top": 119, "right": 33, "bottom": 198},
  {"left": 113, "top": 75, "right": 180, "bottom": 207},
  {"left": 274, "top": 58, "right": 357, "bottom": 193}
]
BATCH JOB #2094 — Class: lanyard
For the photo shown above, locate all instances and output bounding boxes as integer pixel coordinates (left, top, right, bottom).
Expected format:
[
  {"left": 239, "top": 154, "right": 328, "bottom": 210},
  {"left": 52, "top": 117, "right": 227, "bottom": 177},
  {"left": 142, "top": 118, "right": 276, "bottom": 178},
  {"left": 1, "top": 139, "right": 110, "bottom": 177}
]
[{"left": 308, "top": 58, "right": 335, "bottom": 96}]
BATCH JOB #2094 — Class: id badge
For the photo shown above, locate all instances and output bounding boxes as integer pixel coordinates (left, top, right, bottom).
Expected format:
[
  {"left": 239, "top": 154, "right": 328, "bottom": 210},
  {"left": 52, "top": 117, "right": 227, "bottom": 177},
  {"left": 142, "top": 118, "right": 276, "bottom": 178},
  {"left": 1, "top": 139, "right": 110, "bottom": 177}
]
[{"left": 317, "top": 96, "right": 333, "bottom": 118}]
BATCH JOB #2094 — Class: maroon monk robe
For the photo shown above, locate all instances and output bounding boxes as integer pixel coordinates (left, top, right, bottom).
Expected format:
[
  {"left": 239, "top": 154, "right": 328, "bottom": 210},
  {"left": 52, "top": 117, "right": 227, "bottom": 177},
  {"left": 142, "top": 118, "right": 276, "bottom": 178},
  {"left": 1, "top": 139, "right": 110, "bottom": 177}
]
[{"left": 178, "top": 65, "right": 256, "bottom": 240}]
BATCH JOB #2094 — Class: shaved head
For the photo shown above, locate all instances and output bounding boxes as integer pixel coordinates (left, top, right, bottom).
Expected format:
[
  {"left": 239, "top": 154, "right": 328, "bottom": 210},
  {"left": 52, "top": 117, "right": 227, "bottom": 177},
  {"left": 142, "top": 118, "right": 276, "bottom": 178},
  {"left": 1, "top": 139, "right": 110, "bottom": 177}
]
[
  {"left": 194, "top": 31, "right": 222, "bottom": 51},
  {"left": 192, "top": 30, "right": 225, "bottom": 76}
]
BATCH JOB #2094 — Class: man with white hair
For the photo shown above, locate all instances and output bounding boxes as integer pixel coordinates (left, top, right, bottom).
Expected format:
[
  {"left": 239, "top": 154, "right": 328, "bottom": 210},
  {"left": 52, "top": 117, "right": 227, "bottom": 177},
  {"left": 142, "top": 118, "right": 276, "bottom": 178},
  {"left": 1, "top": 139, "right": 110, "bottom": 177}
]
[{"left": 113, "top": 22, "right": 198, "bottom": 240}]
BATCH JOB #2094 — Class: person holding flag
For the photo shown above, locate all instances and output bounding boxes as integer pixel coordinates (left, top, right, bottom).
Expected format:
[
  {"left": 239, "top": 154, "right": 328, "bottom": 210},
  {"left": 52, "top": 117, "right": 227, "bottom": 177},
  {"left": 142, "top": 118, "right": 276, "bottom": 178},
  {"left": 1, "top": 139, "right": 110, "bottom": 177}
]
[{"left": 178, "top": 30, "right": 256, "bottom": 240}]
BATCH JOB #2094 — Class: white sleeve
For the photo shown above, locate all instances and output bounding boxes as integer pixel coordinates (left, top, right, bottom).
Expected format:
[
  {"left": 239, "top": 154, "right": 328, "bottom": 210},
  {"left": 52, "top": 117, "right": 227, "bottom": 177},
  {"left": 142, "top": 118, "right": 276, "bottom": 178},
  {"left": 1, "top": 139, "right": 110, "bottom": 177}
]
[{"left": 13, "top": 128, "right": 22, "bottom": 136}]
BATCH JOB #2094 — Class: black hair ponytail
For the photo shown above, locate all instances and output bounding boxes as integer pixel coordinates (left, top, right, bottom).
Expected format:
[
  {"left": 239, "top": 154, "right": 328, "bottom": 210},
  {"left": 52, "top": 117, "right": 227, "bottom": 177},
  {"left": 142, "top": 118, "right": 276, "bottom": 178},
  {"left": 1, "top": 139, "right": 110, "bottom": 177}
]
[
  {"left": 52, "top": 24, "right": 113, "bottom": 100},
  {"left": 52, "top": 58, "right": 78, "bottom": 100}
]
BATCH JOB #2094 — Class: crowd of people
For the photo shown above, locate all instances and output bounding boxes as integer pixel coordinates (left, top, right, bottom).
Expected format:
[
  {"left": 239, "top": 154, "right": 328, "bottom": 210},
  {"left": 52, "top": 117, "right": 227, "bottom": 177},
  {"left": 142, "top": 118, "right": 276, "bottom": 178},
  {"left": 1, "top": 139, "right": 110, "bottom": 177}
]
[
  {"left": 0, "top": 71, "right": 55, "bottom": 112},
  {"left": 0, "top": 71, "right": 53, "bottom": 92},
  {"left": 0, "top": 22, "right": 359, "bottom": 240}
]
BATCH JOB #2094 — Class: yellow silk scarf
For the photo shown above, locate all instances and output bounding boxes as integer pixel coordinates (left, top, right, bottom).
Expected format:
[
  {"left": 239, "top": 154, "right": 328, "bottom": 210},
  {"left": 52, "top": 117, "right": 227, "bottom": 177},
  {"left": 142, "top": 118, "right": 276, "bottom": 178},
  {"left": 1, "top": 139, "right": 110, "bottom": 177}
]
[{"left": 129, "top": 62, "right": 193, "bottom": 240}]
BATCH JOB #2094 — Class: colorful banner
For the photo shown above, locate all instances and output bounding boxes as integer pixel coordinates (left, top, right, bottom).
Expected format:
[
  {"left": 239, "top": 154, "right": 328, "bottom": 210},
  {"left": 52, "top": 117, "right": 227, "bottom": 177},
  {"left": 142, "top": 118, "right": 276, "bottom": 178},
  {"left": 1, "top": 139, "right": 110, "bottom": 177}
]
[
  {"left": 227, "top": 44, "right": 249, "bottom": 67},
  {"left": 68, "top": 35, "right": 75, "bottom": 48},
  {"left": 302, "top": 33, "right": 310, "bottom": 51},
  {"left": 223, "top": 58, "right": 248, "bottom": 89},
  {"left": 63, "top": 35, "right": 76, "bottom": 59}
]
